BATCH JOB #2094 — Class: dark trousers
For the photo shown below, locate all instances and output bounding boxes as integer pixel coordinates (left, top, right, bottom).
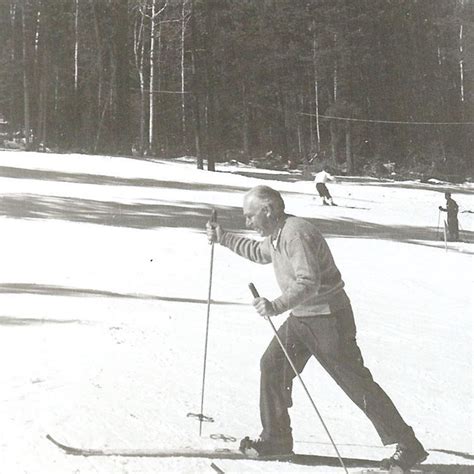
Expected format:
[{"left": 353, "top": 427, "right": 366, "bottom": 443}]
[
  {"left": 259, "top": 306, "right": 415, "bottom": 446},
  {"left": 316, "top": 183, "right": 331, "bottom": 199},
  {"left": 447, "top": 216, "right": 459, "bottom": 241}
]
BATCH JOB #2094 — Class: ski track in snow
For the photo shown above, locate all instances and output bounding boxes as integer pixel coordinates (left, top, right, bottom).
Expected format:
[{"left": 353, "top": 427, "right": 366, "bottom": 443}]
[{"left": 0, "top": 151, "right": 472, "bottom": 473}]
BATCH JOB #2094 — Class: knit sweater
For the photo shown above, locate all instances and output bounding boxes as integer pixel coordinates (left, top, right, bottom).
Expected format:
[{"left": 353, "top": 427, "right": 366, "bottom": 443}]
[{"left": 220, "top": 215, "right": 349, "bottom": 316}]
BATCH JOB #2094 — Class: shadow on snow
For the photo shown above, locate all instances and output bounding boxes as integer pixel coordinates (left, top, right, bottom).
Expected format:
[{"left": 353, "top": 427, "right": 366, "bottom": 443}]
[
  {"left": 0, "top": 193, "right": 472, "bottom": 252},
  {"left": 0, "top": 315, "right": 81, "bottom": 326},
  {"left": 0, "top": 283, "right": 246, "bottom": 307}
]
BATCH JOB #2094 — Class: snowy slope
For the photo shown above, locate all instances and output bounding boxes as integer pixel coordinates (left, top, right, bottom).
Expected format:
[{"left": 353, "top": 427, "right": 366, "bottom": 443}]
[{"left": 0, "top": 151, "right": 472, "bottom": 474}]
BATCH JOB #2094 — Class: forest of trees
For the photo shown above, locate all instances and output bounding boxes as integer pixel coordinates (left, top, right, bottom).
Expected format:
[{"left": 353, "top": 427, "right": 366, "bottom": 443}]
[{"left": 0, "top": 0, "right": 472, "bottom": 177}]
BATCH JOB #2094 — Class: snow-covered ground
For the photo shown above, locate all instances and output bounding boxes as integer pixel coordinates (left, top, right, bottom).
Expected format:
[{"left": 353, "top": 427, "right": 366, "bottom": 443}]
[{"left": 0, "top": 150, "right": 472, "bottom": 474}]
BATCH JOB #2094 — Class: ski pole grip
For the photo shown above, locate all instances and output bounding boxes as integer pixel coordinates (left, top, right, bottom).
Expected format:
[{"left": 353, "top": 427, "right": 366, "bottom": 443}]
[
  {"left": 210, "top": 209, "right": 217, "bottom": 223},
  {"left": 248, "top": 283, "right": 260, "bottom": 298}
]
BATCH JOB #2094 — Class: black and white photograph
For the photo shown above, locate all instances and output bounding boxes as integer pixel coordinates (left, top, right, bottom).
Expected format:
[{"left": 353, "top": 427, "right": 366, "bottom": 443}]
[{"left": 0, "top": 1, "right": 472, "bottom": 473}]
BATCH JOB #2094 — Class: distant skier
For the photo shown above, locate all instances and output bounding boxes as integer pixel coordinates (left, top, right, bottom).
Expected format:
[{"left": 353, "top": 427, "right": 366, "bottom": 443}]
[
  {"left": 206, "top": 185, "right": 428, "bottom": 472},
  {"left": 314, "top": 169, "right": 336, "bottom": 206},
  {"left": 439, "top": 192, "right": 459, "bottom": 241}
]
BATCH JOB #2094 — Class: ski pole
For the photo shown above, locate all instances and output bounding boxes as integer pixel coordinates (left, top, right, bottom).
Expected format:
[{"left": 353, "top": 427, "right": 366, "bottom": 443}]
[
  {"left": 199, "top": 208, "right": 218, "bottom": 435},
  {"left": 436, "top": 210, "right": 441, "bottom": 239},
  {"left": 248, "top": 283, "right": 348, "bottom": 474},
  {"left": 188, "top": 209, "right": 217, "bottom": 434},
  {"left": 443, "top": 220, "right": 448, "bottom": 252}
]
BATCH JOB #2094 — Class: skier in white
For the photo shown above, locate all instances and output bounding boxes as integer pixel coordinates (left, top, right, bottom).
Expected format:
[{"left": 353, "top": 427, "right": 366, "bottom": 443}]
[{"left": 314, "top": 169, "right": 336, "bottom": 206}]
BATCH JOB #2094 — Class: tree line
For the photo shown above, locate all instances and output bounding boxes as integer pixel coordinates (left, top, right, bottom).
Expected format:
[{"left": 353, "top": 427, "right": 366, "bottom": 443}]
[{"left": 0, "top": 0, "right": 472, "bottom": 176}]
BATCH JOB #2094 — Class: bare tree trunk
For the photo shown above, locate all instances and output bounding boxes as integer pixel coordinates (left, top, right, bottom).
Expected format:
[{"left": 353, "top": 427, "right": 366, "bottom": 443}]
[
  {"left": 180, "top": 0, "right": 188, "bottom": 149},
  {"left": 308, "top": 87, "right": 314, "bottom": 152},
  {"left": 147, "top": 0, "right": 167, "bottom": 155},
  {"left": 21, "top": 1, "right": 31, "bottom": 149},
  {"left": 277, "top": 87, "right": 289, "bottom": 159},
  {"left": 314, "top": 79, "right": 320, "bottom": 152},
  {"left": 156, "top": 15, "right": 163, "bottom": 154},
  {"left": 330, "top": 121, "right": 337, "bottom": 163},
  {"left": 54, "top": 67, "right": 59, "bottom": 114},
  {"left": 112, "top": 0, "right": 130, "bottom": 154},
  {"left": 38, "top": 52, "right": 48, "bottom": 146},
  {"left": 333, "top": 33, "right": 338, "bottom": 102},
  {"left": 459, "top": 23, "right": 465, "bottom": 107},
  {"left": 193, "top": 91, "right": 203, "bottom": 169},
  {"left": 312, "top": 27, "right": 320, "bottom": 151},
  {"left": 73, "top": 0, "right": 80, "bottom": 147},
  {"left": 241, "top": 82, "right": 250, "bottom": 160},
  {"left": 91, "top": 0, "right": 103, "bottom": 151},
  {"left": 148, "top": 0, "right": 156, "bottom": 153},
  {"left": 53, "top": 66, "right": 59, "bottom": 143},
  {"left": 345, "top": 122, "right": 352, "bottom": 173},
  {"left": 297, "top": 101, "right": 302, "bottom": 158},
  {"left": 10, "top": 3, "right": 16, "bottom": 61},
  {"left": 134, "top": 7, "right": 146, "bottom": 155},
  {"left": 95, "top": 86, "right": 113, "bottom": 153},
  {"left": 190, "top": 0, "right": 203, "bottom": 169},
  {"left": 204, "top": 0, "right": 215, "bottom": 171},
  {"left": 37, "top": 1, "right": 48, "bottom": 149},
  {"left": 34, "top": 5, "right": 40, "bottom": 68},
  {"left": 74, "top": 0, "right": 79, "bottom": 94},
  {"left": 32, "top": 2, "right": 42, "bottom": 148}
]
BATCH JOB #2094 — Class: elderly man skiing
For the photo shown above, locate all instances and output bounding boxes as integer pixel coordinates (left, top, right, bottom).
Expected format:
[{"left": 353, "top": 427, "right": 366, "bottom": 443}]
[{"left": 206, "top": 185, "right": 427, "bottom": 472}]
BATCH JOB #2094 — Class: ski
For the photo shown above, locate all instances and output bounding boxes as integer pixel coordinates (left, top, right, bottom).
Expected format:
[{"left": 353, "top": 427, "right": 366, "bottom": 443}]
[
  {"left": 46, "top": 434, "right": 381, "bottom": 468},
  {"left": 46, "top": 434, "right": 292, "bottom": 460}
]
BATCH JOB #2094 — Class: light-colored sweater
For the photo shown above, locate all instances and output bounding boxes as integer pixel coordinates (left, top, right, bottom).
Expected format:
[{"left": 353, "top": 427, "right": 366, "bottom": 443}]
[{"left": 220, "top": 215, "right": 349, "bottom": 316}]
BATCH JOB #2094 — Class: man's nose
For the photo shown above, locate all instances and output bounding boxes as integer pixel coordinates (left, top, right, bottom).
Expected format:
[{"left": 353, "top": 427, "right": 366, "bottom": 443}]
[{"left": 246, "top": 218, "right": 252, "bottom": 228}]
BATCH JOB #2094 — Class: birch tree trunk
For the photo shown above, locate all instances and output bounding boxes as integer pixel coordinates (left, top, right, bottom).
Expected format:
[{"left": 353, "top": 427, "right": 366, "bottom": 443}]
[
  {"left": 314, "top": 79, "right": 320, "bottom": 152},
  {"left": 333, "top": 33, "right": 338, "bottom": 103},
  {"left": 308, "top": 90, "right": 314, "bottom": 153},
  {"left": 32, "top": 2, "right": 42, "bottom": 148},
  {"left": 312, "top": 26, "right": 320, "bottom": 151},
  {"left": 459, "top": 23, "right": 464, "bottom": 106},
  {"left": 156, "top": 15, "right": 163, "bottom": 154},
  {"left": 147, "top": 0, "right": 167, "bottom": 155},
  {"left": 148, "top": 0, "right": 156, "bottom": 153},
  {"left": 34, "top": 6, "right": 40, "bottom": 70},
  {"left": 74, "top": 0, "right": 79, "bottom": 146},
  {"left": 180, "top": 0, "right": 188, "bottom": 149},
  {"left": 74, "top": 0, "right": 79, "bottom": 94}
]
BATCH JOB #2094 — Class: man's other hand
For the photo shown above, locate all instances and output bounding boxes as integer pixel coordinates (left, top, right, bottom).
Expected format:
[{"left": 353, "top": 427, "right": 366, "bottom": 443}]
[{"left": 253, "top": 297, "right": 276, "bottom": 318}]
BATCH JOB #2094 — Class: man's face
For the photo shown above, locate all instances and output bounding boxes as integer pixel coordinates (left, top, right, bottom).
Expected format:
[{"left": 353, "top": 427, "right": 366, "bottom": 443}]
[{"left": 243, "top": 195, "right": 277, "bottom": 237}]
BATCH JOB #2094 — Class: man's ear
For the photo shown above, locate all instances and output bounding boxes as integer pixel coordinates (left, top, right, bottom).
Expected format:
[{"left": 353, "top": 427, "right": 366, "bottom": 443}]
[{"left": 263, "top": 204, "right": 273, "bottom": 217}]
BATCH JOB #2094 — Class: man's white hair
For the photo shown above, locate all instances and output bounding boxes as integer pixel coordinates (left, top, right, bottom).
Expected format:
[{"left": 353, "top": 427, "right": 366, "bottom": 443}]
[{"left": 245, "top": 185, "right": 285, "bottom": 214}]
